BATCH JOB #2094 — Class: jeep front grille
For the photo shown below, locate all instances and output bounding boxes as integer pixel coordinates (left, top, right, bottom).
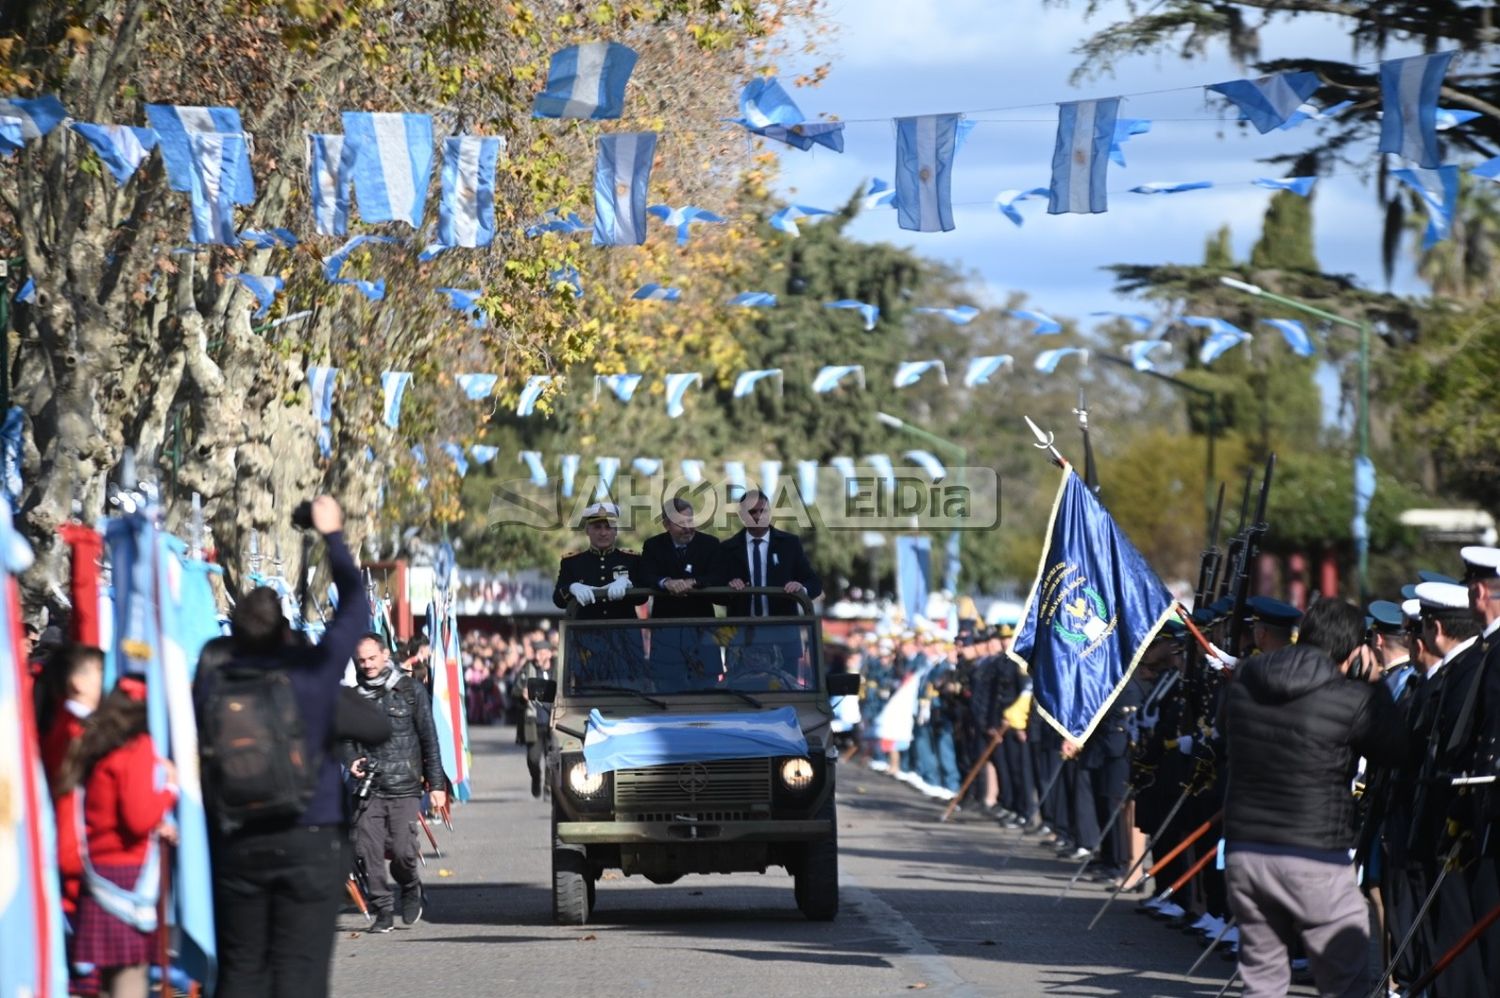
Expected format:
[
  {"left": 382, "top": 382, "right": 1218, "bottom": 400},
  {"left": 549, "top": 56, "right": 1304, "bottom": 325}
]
[{"left": 614, "top": 758, "right": 772, "bottom": 810}]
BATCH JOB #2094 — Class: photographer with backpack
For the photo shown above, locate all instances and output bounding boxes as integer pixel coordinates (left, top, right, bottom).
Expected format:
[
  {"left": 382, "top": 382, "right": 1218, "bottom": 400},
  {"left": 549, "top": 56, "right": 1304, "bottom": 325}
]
[{"left": 197, "top": 496, "right": 370, "bottom": 998}]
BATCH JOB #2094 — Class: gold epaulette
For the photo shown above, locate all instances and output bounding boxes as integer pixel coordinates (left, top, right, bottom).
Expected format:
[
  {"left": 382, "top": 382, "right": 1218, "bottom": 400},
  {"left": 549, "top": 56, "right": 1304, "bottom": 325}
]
[
  {"left": 563, "top": 549, "right": 587, "bottom": 557},
  {"left": 617, "top": 547, "right": 638, "bottom": 555}
]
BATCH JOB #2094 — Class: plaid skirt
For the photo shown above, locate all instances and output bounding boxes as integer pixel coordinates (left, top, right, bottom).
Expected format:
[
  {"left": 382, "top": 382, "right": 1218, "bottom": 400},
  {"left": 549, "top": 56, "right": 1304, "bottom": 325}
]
[{"left": 72, "top": 862, "right": 155, "bottom": 970}]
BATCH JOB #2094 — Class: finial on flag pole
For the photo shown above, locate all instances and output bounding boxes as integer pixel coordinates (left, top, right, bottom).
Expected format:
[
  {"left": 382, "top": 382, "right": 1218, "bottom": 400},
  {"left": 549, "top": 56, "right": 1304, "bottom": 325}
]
[{"left": 1023, "top": 415, "right": 1066, "bottom": 467}]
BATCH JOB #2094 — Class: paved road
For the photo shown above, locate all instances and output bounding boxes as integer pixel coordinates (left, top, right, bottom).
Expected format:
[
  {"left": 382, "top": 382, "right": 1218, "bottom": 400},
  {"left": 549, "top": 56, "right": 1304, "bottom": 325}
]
[{"left": 330, "top": 725, "right": 1279, "bottom": 997}]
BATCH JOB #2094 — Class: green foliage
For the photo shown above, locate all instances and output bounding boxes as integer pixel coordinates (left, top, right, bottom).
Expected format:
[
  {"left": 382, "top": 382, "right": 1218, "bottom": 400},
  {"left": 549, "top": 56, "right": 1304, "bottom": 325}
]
[{"left": 1250, "top": 191, "right": 1318, "bottom": 273}]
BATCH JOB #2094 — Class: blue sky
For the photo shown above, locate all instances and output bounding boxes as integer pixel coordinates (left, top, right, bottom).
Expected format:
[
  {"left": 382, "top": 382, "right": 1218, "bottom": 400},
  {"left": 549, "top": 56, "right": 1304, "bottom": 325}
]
[{"left": 771, "top": 0, "right": 1443, "bottom": 320}]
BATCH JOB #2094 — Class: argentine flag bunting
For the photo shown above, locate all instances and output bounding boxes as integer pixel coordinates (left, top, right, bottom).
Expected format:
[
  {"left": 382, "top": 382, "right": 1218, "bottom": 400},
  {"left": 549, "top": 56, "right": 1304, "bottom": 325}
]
[
  {"left": 825, "top": 298, "right": 880, "bottom": 330},
  {"left": 724, "top": 461, "right": 747, "bottom": 490},
  {"left": 1130, "top": 180, "right": 1213, "bottom": 195},
  {"left": 737, "top": 77, "right": 804, "bottom": 129},
  {"left": 187, "top": 132, "right": 246, "bottom": 245},
  {"left": 516, "top": 375, "right": 553, "bottom": 416},
  {"left": 904, "top": 449, "right": 946, "bottom": 481},
  {"left": 381, "top": 371, "right": 412, "bottom": 429},
  {"left": 1393, "top": 164, "right": 1459, "bottom": 249},
  {"left": 1261, "top": 319, "right": 1314, "bottom": 357},
  {"left": 306, "top": 366, "right": 338, "bottom": 456},
  {"left": 230, "top": 273, "right": 283, "bottom": 319},
  {"left": 811, "top": 364, "right": 863, "bottom": 393},
  {"left": 0, "top": 116, "right": 21, "bottom": 154},
  {"left": 664, "top": 372, "right": 701, "bottom": 419},
  {"left": 1379, "top": 51, "right": 1456, "bottom": 169},
  {"left": 442, "top": 443, "right": 469, "bottom": 477},
  {"left": 863, "top": 177, "right": 896, "bottom": 209},
  {"left": 1187, "top": 317, "right": 1253, "bottom": 365},
  {"left": 915, "top": 304, "right": 980, "bottom": 325},
  {"left": 520, "top": 450, "right": 548, "bottom": 486},
  {"left": 894, "top": 114, "right": 959, "bottom": 233},
  {"left": 759, "top": 460, "right": 781, "bottom": 497},
  {"left": 596, "top": 457, "right": 621, "bottom": 497},
  {"left": 438, "top": 135, "right": 503, "bottom": 248},
  {"left": 995, "top": 187, "right": 1051, "bottom": 226},
  {"left": 560, "top": 454, "right": 581, "bottom": 497},
  {"left": 1010, "top": 309, "right": 1062, "bottom": 335},
  {"left": 680, "top": 459, "right": 705, "bottom": 485},
  {"left": 1010, "top": 466, "right": 1175, "bottom": 742},
  {"left": 0, "top": 94, "right": 66, "bottom": 140},
  {"left": 963, "top": 355, "right": 1013, "bottom": 387},
  {"left": 593, "top": 131, "right": 658, "bottom": 246},
  {"left": 71, "top": 123, "right": 158, "bottom": 184},
  {"left": 893, "top": 360, "right": 946, "bottom": 388},
  {"left": 732, "top": 368, "right": 782, "bottom": 398},
  {"left": 533, "top": 42, "right": 638, "bottom": 119},
  {"left": 145, "top": 104, "right": 255, "bottom": 203},
  {"left": 306, "top": 133, "right": 353, "bottom": 236},
  {"left": 342, "top": 111, "right": 435, "bottom": 227},
  {"left": 1123, "top": 339, "right": 1173, "bottom": 371},
  {"left": 470, "top": 445, "right": 499, "bottom": 465},
  {"left": 830, "top": 457, "right": 858, "bottom": 497},
  {"left": 1253, "top": 176, "right": 1318, "bottom": 197},
  {"left": 729, "top": 291, "right": 777, "bottom": 308},
  {"left": 1049, "top": 97, "right": 1119, "bottom": 215},
  {"left": 596, "top": 373, "right": 643, "bottom": 403},
  {"left": 1207, "top": 71, "right": 1322, "bottom": 133},
  {"left": 796, "top": 460, "right": 818, "bottom": 503},
  {"left": 633, "top": 457, "right": 662, "bottom": 477},
  {"left": 769, "top": 204, "right": 834, "bottom": 237},
  {"left": 1035, "top": 347, "right": 1089, "bottom": 374},
  {"left": 456, "top": 373, "right": 497, "bottom": 400},
  {"left": 1109, "top": 118, "right": 1151, "bottom": 167},
  {"left": 632, "top": 283, "right": 680, "bottom": 302}
]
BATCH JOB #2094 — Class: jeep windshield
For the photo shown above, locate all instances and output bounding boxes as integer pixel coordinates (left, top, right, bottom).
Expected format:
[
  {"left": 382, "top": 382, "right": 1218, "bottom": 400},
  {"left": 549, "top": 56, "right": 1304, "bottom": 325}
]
[{"left": 563, "top": 619, "right": 819, "bottom": 696}]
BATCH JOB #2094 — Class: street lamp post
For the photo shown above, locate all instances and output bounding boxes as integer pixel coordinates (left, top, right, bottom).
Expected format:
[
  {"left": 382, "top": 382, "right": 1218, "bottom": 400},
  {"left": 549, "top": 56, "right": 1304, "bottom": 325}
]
[
  {"left": 1219, "top": 276, "right": 1372, "bottom": 601},
  {"left": 877, "top": 411, "right": 968, "bottom": 593}
]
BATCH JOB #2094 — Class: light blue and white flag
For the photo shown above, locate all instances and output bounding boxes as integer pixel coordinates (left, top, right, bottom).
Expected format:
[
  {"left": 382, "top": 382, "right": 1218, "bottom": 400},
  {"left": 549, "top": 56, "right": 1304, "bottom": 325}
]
[
  {"left": 865, "top": 453, "right": 895, "bottom": 492},
  {"left": 769, "top": 203, "right": 834, "bottom": 237},
  {"left": 71, "top": 123, "right": 158, "bottom": 184},
  {"left": 1049, "top": 98, "right": 1119, "bottom": 215},
  {"left": 380, "top": 371, "right": 412, "bottom": 429},
  {"left": 231, "top": 273, "right": 283, "bottom": 319},
  {"left": 1185, "top": 317, "right": 1253, "bottom": 365},
  {"left": 757, "top": 121, "right": 846, "bottom": 153},
  {"left": 1379, "top": 51, "right": 1456, "bottom": 168},
  {"left": 438, "top": 135, "right": 503, "bottom": 248},
  {"left": 516, "top": 374, "right": 553, "bottom": 416},
  {"left": 811, "top": 364, "right": 864, "bottom": 393},
  {"left": 595, "top": 373, "right": 643, "bottom": 403},
  {"left": 1123, "top": 339, "right": 1172, "bottom": 371},
  {"left": 1035, "top": 347, "right": 1089, "bottom": 374},
  {"left": 321, "top": 233, "right": 401, "bottom": 281},
  {"left": 680, "top": 459, "right": 705, "bottom": 485},
  {"left": 1435, "top": 107, "right": 1481, "bottom": 131},
  {"left": 593, "top": 131, "right": 657, "bottom": 246},
  {"left": 1393, "top": 164, "right": 1459, "bottom": 248},
  {"left": 186, "top": 132, "right": 245, "bottom": 245},
  {"left": 895, "top": 534, "right": 931, "bottom": 626},
  {"left": 595, "top": 456, "right": 620, "bottom": 498},
  {"left": 1353, "top": 455, "right": 1377, "bottom": 551},
  {"left": 1474, "top": 156, "right": 1500, "bottom": 183},
  {"left": 470, "top": 444, "right": 500, "bottom": 465},
  {"left": 306, "top": 366, "right": 337, "bottom": 457},
  {"left": 525, "top": 208, "right": 589, "bottom": 238},
  {"left": 735, "top": 77, "right": 804, "bottom": 129},
  {"left": 411, "top": 444, "right": 427, "bottom": 466},
  {"left": 1277, "top": 99, "right": 1353, "bottom": 131},
  {"left": 0, "top": 115, "right": 22, "bottom": 154},
  {"left": 729, "top": 290, "right": 777, "bottom": 308},
  {"left": 456, "top": 373, "right": 498, "bottom": 400},
  {"left": 1208, "top": 71, "right": 1322, "bottom": 133},
  {"left": 561, "top": 454, "right": 581, "bottom": 497},
  {"left": 240, "top": 227, "right": 298, "bottom": 250},
  {"left": 825, "top": 298, "right": 879, "bottom": 330},
  {"left": 1109, "top": 118, "right": 1152, "bottom": 167},
  {"left": 758, "top": 460, "right": 781, "bottom": 497},
  {"left": 664, "top": 372, "right": 702, "bottom": 419},
  {"left": 583, "top": 707, "right": 808, "bottom": 774},
  {"left": 306, "top": 133, "right": 353, "bottom": 236},
  {"left": 14, "top": 278, "right": 34, "bottom": 304},
  {"left": 533, "top": 42, "right": 638, "bottom": 119},
  {"left": 863, "top": 177, "right": 895, "bottom": 209},
  {"left": 0, "top": 94, "right": 66, "bottom": 140},
  {"left": 1253, "top": 176, "right": 1318, "bottom": 197},
  {"left": 1130, "top": 180, "right": 1213, "bottom": 195},
  {"left": 550, "top": 266, "right": 584, "bottom": 297},
  {"left": 894, "top": 114, "right": 960, "bottom": 232},
  {"left": 632, "top": 457, "right": 661, "bottom": 477},
  {"left": 893, "top": 359, "right": 947, "bottom": 388},
  {"left": 437, "top": 287, "right": 487, "bottom": 327},
  {"left": 796, "top": 460, "right": 819, "bottom": 503},
  {"left": 632, "top": 282, "right": 680, "bottom": 302},
  {"left": 904, "top": 449, "right": 946, "bottom": 481},
  {"left": 915, "top": 304, "right": 980, "bottom": 325},
  {"left": 732, "top": 369, "right": 783, "bottom": 398},
  {"left": 1, "top": 406, "right": 24, "bottom": 511},
  {"left": 1261, "top": 318, "right": 1314, "bottom": 357},
  {"left": 830, "top": 456, "right": 857, "bottom": 497},
  {"left": 441, "top": 442, "right": 469, "bottom": 477},
  {"left": 995, "top": 187, "right": 1051, "bottom": 226},
  {"left": 647, "top": 204, "right": 725, "bottom": 245},
  {"left": 520, "top": 450, "right": 548, "bottom": 486},
  {"left": 144, "top": 104, "right": 255, "bottom": 202},
  {"left": 1010, "top": 309, "right": 1062, "bottom": 335},
  {"left": 964, "top": 354, "right": 1014, "bottom": 387},
  {"left": 724, "top": 461, "right": 747, "bottom": 491},
  {"left": 342, "top": 111, "right": 434, "bottom": 226},
  {"left": 1090, "top": 310, "right": 1153, "bottom": 333}
]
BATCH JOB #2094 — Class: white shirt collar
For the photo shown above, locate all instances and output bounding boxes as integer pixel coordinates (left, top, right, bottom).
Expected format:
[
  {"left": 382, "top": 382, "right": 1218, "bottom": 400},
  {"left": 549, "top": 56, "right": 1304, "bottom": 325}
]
[
  {"left": 1484, "top": 616, "right": 1500, "bottom": 640},
  {"left": 1431, "top": 635, "right": 1478, "bottom": 677}
]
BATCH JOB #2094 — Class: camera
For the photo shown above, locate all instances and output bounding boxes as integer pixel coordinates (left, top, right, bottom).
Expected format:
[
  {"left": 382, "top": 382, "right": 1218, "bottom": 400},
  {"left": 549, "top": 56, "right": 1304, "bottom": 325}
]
[
  {"left": 355, "top": 760, "right": 380, "bottom": 800},
  {"left": 1348, "top": 629, "right": 1377, "bottom": 682},
  {"left": 291, "top": 500, "right": 314, "bottom": 531}
]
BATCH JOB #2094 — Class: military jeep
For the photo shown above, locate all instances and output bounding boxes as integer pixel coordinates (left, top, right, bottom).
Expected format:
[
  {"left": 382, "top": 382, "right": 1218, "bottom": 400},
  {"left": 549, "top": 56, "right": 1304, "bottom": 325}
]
[{"left": 532, "top": 587, "right": 858, "bottom": 925}]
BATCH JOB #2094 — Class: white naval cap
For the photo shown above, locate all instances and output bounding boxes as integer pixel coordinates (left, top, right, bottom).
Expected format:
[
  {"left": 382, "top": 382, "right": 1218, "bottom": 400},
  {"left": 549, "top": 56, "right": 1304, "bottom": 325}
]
[
  {"left": 1460, "top": 545, "right": 1500, "bottom": 581},
  {"left": 1413, "top": 581, "right": 1469, "bottom": 611},
  {"left": 580, "top": 501, "right": 620, "bottom": 523},
  {"left": 1401, "top": 597, "right": 1422, "bottom": 621}
]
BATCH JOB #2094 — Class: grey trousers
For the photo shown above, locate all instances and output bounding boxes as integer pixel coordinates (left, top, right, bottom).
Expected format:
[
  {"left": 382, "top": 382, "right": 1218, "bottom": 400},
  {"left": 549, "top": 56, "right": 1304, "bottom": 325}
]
[
  {"left": 352, "top": 796, "right": 422, "bottom": 914},
  {"left": 1226, "top": 850, "right": 1370, "bottom": 998}
]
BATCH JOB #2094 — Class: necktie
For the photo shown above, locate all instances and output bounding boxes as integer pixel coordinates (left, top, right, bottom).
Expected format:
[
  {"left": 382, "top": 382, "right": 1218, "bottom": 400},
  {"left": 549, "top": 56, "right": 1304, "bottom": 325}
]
[{"left": 751, "top": 537, "right": 764, "bottom": 615}]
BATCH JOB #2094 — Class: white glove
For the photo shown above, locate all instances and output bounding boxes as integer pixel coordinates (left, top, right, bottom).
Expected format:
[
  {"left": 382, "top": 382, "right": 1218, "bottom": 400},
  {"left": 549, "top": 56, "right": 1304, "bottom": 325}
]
[
  {"left": 568, "top": 582, "right": 596, "bottom": 606},
  {"left": 604, "top": 576, "right": 629, "bottom": 601},
  {"left": 1176, "top": 734, "right": 1195, "bottom": 756},
  {"left": 916, "top": 701, "right": 931, "bottom": 726},
  {"left": 1207, "top": 642, "right": 1238, "bottom": 671},
  {"left": 1140, "top": 704, "right": 1160, "bottom": 731}
]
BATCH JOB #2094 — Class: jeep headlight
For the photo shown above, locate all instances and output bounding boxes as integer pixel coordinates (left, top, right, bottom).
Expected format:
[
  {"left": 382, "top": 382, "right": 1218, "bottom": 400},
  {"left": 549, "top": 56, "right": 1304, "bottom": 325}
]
[
  {"left": 568, "top": 761, "right": 605, "bottom": 797},
  {"left": 779, "top": 757, "right": 815, "bottom": 792}
]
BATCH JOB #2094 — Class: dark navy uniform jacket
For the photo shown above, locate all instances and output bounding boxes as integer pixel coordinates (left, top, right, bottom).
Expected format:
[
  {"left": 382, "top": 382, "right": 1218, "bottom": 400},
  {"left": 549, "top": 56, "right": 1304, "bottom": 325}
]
[{"left": 552, "top": 545, "right": 648, "bottom": 620}]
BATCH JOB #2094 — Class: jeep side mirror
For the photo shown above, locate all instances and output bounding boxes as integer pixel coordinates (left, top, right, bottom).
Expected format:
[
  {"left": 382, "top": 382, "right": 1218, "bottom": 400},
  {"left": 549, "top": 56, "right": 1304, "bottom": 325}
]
[
  {"left": 527, "top": 678, "right": 557, "bottom": 703},
  {"left": 826, "top": 673, "right": 860, "bottom": 697}
]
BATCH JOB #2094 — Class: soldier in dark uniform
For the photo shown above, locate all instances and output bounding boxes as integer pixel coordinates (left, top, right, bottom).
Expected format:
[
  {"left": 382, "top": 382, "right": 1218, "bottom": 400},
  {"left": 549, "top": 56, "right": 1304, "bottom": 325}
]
[
  {"left": 1078, "top": 672, "right": 1143, "bottom": 879},
  {"left": 553, "top": 502, "right": 649, "bottom": 688}
]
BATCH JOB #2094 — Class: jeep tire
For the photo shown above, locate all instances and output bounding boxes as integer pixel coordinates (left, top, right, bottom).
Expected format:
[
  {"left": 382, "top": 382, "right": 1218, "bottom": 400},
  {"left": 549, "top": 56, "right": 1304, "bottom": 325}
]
[
  {"left": 552, "top": 806, "right": 594, "bottom": 925},
  {"left": 794, "top": 794, "right": 839, "bottom": 921}
]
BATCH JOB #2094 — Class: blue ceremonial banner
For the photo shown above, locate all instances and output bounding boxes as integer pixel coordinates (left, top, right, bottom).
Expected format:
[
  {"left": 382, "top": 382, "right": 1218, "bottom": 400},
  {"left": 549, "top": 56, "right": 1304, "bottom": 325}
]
[
  {"left": 1009, "top": 466, "right": 1174, "bottom": 742},
  {"left": 895, "top": 534, "right": 931, "bottom": 625},
  {"left": 582, "top": 707, "right": 809, "bottom": 774}
]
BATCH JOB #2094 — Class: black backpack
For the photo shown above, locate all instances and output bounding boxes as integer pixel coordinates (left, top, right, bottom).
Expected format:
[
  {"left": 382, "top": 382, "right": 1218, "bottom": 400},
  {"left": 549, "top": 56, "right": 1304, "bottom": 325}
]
[{"left": 199, "top": 666, "right": 318, "bottom": 833}]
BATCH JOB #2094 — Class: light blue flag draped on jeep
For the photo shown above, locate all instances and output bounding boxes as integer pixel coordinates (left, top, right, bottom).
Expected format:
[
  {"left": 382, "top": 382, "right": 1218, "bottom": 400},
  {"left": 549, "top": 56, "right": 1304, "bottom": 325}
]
[
  {"left": 582, "top": 707, "right": 809, "bottom": 774},
  {"left": 1008, "top": 466, "right": 1174, "bottom": 742}
]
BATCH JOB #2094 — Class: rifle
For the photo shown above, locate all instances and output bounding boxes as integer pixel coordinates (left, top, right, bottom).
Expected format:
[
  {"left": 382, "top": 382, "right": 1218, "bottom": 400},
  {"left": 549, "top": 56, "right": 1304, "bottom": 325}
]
[
  {"left": 1214, "top": 471, "right": 1254, "bottom": 603},
  {"left": 1194, "top": 482, "right": 1227, "bottom": 609},
  {"left": 1226, "top": 454, "right": 1276, "bottom": 657}
]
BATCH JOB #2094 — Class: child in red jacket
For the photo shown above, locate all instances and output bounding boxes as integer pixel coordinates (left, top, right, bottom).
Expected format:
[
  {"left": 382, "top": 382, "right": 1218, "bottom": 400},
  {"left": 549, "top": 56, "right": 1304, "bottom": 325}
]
[
  {"left": 36, "top": 643, "right": 106, "bottom": 918},
  {"left": 56, "top": 675, "right": 178, "bottom": 998}
]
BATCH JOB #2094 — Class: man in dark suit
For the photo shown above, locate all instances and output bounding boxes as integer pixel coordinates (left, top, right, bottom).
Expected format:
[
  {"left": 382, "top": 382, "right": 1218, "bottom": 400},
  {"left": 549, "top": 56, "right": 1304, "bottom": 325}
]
[
  {"left": 719, "top": 489, "right": 822, "bottom": 618},
  {"left": 641, "top": 497, "right": 721, "bottom": 619}
]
